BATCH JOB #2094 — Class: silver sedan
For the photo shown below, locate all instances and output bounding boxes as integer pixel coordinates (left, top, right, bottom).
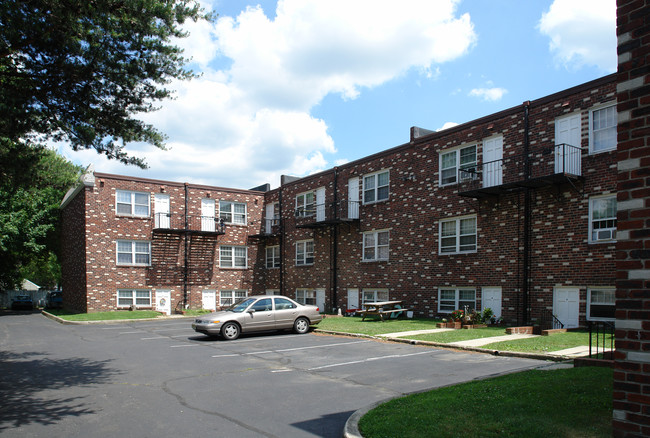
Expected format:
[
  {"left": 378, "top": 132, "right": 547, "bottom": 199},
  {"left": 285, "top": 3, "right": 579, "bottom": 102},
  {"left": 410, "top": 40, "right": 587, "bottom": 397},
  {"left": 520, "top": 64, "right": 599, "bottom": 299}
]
[{"left": 192, "top": 295, "right": 323, "bottom": 340}]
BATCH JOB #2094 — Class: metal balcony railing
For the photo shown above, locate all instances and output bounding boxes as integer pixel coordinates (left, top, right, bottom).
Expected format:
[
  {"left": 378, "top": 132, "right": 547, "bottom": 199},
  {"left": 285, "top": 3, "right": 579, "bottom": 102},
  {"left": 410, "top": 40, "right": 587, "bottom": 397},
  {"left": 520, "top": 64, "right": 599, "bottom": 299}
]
[
  {"left": 153, "top": 213, "right": 225, "bottom": 234},
  {"left": 458, "top": 143, "right": 583, "bottom": 197},
  {"left": 294, "top": 200, "right": 360, "bottom": 228}
]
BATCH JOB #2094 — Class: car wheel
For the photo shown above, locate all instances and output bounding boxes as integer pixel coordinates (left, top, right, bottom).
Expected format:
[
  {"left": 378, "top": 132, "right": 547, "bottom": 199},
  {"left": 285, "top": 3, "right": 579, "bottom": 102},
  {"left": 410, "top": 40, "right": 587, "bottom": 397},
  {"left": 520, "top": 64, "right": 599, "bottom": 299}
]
[
  {"left": 221, "top": 322, "right": 240, "bottom": 340},
  {"left": 293, "top": 317, "right": 310, "bottom": 334}
]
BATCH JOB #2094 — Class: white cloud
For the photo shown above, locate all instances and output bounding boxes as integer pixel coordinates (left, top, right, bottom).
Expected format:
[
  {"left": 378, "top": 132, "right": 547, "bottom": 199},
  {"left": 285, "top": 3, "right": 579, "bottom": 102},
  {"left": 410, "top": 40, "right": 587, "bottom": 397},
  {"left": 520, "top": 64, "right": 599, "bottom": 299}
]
[
  {"left": 538, "top": 0, "right": 616, "bottom": 72},
  {"left": 437, "top": 122, "right": 459, "bottom": 131},
  {"left": 69, "top": 0, "right": 477, "bottom": 189},
  {"left": 469, "top": 87, "right": 508, "bottom": 102}
]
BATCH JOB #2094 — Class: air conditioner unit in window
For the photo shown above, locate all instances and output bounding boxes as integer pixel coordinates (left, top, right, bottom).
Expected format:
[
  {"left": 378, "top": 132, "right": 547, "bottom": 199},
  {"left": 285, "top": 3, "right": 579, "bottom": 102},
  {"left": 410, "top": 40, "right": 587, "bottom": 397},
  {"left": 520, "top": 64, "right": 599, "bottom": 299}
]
[{"left": 595, "top": 229, "right": 615, "bottom": 241}]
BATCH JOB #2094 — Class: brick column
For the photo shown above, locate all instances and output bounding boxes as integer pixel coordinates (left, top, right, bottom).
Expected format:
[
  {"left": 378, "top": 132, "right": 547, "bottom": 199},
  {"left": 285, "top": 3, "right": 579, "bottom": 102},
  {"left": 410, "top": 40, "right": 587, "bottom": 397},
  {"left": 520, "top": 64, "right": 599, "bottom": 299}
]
[{"left": 614, "top": 0, "right": 650, "bottom": 435}]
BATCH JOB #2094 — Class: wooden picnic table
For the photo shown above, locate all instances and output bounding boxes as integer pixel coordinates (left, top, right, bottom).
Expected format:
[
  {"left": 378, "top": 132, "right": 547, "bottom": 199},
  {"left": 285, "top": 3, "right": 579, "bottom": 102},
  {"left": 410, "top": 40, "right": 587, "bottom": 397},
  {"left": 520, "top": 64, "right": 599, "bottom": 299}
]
[{"left": 359, "top": 300, "right": 411, "bottom": 321}]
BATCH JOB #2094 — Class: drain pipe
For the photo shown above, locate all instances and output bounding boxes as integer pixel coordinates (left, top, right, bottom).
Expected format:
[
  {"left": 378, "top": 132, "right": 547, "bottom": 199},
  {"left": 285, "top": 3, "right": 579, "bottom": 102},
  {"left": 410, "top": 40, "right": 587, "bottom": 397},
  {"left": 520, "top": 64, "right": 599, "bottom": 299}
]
[
  {"left": 522, "top": 101, "right": 531, "bottom": 325},
  {"left": 183, "top": 182, "right": 189, "bottom": 310},
  {"left": 332, "top": 167, "right": 339, "bottom": 312}
]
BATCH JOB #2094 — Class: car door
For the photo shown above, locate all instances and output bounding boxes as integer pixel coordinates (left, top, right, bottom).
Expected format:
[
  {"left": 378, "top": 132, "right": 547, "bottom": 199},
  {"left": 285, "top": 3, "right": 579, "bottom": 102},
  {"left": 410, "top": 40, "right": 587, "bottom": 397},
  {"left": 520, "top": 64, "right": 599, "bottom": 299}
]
[
  {"left": 242, "top": 298, "right": 275, "bottom": 332},
  {"left": 273, "top": 297, "right": 299, "bottom": 329}
]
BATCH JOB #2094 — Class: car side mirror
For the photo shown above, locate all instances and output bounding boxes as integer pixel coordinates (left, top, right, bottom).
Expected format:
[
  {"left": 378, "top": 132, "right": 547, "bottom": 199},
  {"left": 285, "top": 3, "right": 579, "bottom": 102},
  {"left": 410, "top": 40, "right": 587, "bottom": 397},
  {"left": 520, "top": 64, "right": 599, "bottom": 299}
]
[{"left": 248, "top": 309, "right": 256, "bottom": 313}]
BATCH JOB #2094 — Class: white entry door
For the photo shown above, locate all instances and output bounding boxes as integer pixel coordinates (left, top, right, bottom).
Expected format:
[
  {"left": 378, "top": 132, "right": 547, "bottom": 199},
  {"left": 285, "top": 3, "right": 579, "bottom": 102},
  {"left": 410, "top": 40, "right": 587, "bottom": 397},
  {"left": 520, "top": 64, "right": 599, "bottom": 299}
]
[
  {"left": 201, "top": 199, "right": 215, "bottom": 232},
  {"left": 156, "top": 289, "right": 171, "bottom": 315},
  {"left": 316, "top": 187, "right": 326, "bottom": 222},
  {"left": 154, "top": 194, "right": 170, "bottom": 229},
  {"left": 554, "top": 287, "right": 580, "bottom": 329},
  {"left": 347, "top": 288, "right": 359, "bottom": 311},
  {"left": 482, "top": 287, "right": 502, "bottom": 318},
  {"left": 316, "top": 288, "right": 326, "bottom": 312},
  {"left": 202, "top": 290, "right": 216, "bottom": 311},
  {"left": 555, "top": 114, "right": 581, "bottom": 175},
  {"left": 348, "top": 177, "right": 360, "bottom": 219},
  {"left": 483, "top": 136, "right": 503, "bottom": 188}
]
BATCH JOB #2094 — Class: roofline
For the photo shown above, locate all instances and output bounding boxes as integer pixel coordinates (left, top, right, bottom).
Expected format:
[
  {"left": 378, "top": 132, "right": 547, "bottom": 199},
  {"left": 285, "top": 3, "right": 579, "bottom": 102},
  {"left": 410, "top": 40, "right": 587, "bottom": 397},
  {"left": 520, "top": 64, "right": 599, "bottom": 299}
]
[{"left": 93, "top": 172, "right": 266, "bottom": 196}]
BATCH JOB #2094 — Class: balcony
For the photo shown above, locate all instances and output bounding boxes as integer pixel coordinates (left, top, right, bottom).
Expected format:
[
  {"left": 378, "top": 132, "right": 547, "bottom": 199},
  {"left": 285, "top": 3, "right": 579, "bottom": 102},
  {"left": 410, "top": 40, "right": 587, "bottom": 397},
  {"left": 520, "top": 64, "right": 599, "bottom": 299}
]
[
  {"left": 295, "top": 199, "right": 360, "bottom": 229},
  {"left": 248, "top": 218, "right": 282, "bottom": 239},
  {"left": 458, "top": 144, "right": 584, "bottom": 198},
  {"left": 152, "top": 213, "right": 225, "bottom": 236}
]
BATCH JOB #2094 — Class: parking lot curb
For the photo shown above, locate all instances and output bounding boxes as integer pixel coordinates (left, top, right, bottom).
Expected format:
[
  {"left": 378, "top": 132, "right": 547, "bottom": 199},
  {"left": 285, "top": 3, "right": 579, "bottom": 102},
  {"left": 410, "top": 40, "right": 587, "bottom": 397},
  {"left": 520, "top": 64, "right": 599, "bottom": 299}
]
[{"left": 40, "top": 310, "right": 195, "bottom": 325}]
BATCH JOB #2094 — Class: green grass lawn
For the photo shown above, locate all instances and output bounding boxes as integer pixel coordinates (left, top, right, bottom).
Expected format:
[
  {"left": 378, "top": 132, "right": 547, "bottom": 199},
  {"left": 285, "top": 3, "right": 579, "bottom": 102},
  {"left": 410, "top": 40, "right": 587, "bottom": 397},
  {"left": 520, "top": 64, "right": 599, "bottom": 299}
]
[
  {"left": 45, "top": 308, "right": 210, "bottom": 321},
  {"left": 482, "top": 330, "right": 615, "bottom": 353},
  {"left": 317, "top": 316, "right": 443, "bottom": 336},
  {"left": 359, "top": 367, "right": 612, "bottom": 438}
]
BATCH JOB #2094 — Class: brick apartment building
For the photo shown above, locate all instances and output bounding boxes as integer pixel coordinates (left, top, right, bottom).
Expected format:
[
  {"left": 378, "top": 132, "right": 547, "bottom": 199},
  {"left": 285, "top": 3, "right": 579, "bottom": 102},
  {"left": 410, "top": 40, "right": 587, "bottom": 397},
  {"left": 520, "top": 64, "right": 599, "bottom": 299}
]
[{"left": 61, "top": 73, "right": 618, "bottom": 328}]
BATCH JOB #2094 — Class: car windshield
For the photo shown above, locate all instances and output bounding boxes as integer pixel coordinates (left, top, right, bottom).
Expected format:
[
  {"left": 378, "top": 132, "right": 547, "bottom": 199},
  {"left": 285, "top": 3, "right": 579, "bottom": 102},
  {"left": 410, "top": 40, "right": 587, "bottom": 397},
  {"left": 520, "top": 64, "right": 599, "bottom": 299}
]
[{"left": 226, "top": 298, "right": 256, "bottom": 313}]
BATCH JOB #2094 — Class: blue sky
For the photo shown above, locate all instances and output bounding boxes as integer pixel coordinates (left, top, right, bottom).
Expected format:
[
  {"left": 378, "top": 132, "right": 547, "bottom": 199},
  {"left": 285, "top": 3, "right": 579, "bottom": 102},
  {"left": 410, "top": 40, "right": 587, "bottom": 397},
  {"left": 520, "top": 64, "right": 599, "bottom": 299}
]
[{"left": 59, "top": 0, "right": 617, "bottom": 189}]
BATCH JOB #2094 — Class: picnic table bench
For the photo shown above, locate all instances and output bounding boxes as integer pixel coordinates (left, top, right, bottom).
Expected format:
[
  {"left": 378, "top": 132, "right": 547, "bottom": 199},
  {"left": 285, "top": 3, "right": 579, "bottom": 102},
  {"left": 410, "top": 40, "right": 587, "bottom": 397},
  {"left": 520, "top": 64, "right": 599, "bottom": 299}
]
[{"left": 359, "top": 301, "right": 412, "bottom": 321}]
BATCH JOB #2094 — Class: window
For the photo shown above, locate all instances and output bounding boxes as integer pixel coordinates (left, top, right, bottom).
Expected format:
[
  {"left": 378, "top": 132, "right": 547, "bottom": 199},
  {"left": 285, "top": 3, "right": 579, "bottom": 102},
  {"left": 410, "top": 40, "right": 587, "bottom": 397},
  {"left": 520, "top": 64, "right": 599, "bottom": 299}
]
[
  {"left": 589, "top": 195, "right": 617, "bottom": 243},
  {"left": 440, "top": 145, "right": 477, "bottom": 186},
  {"left": 589, "top": 104, "right": 616, "bottom": 153},
  {"left": 295, "top": 192, "right": 315, "bottom": 217},
  {"left": 362, "top": 289, "right": 389, "bottom": 304},
  {"left": 363, "top": 230, "right": 389, "bottom": 261},
  {"left": 250, "top": 298, "right": 273, "bottom": 312},
  {"left": 116, "top": 190, "right": 149, "bottom": 217},
  {"left": 220, "top": 201, "right": 247, "bottom": 225},
  {"left": 275, "top": 297, "right": 297, "bottom": 310},
  {"left": 587, "top": 288, "right": 615, "bottom": 321},
  {"left": 116, "top": 241, "right": 151, "bottom": 266},
  {"left": 118, "top": 289, "right": 151, "bottom": 308},
  {"left": 438, "top": 288, "right": 476, "bottom": 313},
  {"left": 220, "top": 246, "right": 248, "bottom": 268},
  {"left": 220, "top": 290, "right": 247, "bottom": 306},
  {"left": 296, "top": 240, "right": 314, "bottom": 266},
  {"left": 296, "top": 289, "right": 316, "bottom": 305},
  {"left": 363, "top": 170, "right": 389, "bottom": 204},
  {"left": 266, "top": 245, "right": 280, "bottom": 269},
  {"left": 440, "top": 216, "right": 477, "bottom": 254}
]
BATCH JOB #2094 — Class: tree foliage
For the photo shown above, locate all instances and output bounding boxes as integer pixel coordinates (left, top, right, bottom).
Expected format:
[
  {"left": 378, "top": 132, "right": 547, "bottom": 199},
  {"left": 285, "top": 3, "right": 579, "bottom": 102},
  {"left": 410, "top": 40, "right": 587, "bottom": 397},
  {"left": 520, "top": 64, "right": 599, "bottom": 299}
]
[
  {"left": 0, "top": 144, "right": 82, "bottom": 291},
  {"left": 0, "top": 0, "right": 210, "bottom": 167}
]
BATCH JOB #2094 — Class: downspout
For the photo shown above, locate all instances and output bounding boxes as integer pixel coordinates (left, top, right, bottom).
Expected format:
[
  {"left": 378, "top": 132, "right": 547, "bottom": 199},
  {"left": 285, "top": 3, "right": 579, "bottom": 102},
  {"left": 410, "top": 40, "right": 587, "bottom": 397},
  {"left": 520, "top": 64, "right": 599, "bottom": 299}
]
[
  {"left": 183, "top": 183, "right": 189, "bottom": 310},
  {"left": 279, "top": 189, "right": 284, "bottom": 296},
  {"left": 522, "top": 101, "right": 531, "bottom": 325},
  {"left": 332, "top": 167, "right": 339, "bottom": 312}
]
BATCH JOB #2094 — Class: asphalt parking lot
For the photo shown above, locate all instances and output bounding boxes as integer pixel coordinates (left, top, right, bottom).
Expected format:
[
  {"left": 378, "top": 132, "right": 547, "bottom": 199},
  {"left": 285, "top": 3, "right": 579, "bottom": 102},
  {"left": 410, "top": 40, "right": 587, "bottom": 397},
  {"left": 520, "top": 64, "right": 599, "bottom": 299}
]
[{"left": 1, "top": 312, "right": 551, "bottom": 437}]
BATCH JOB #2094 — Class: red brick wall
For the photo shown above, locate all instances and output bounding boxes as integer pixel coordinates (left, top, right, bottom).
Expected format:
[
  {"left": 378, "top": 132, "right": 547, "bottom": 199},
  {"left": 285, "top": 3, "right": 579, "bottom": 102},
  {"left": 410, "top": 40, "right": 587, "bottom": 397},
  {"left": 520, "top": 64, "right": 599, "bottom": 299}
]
[
  {"left": 614, "top": 0, "right": 650, "bottom": 435},
  {"left": 60, "top": 185, "right": 89, "bottom": 312}
]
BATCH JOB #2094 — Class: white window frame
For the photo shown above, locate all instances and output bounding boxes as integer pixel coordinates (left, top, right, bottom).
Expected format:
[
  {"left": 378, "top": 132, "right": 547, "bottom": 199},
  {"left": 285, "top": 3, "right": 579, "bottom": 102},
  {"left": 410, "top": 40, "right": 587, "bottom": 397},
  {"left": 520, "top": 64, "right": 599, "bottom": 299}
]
[
  {"left": 266, "top": 245, "right": 280, "bottom": 269},
  {"left": 116, "top": 240, "right": 151, "bottom": 266},
  {"left": 439, "top": 144, "right": 477, "bottom": 186},
  {"left": 117, "top": 289, "right": 151, "bottom": 308},
  {"left": 219, "top": 245, "right": 248, "bottom": 268},
  {"left": 439, "top": 215, "right": 477, "bottom": 254},
  {"left": 589, "top": 195, "right": 617, "bottom": 243},
  {"left": 295, "top": 191, "right": 315, "bottom": 217},
  {"left": 362, "top": 230, "right": 390, "bottom": 261},
  {"left": 362, "top": 289, "right": 389, "bottom": 304},
  {"left": 295, "top": 240, "right": 314, "bottom": 266},
  {"left": 363, "top": 170, "right": 390, "bottom": 204},
  {"left": 589, "top": 103, "right": 617, "bottom": 154},
  {"left": 296, "top": 288, "right": 316, "bottom": 305},
  {"left": 438, "top": 288, "right": 476, "bottom": 313},
  {"left": 587, "top": 288, "right": 615, "bottom": 321},
  {"left": 220, "top": 200, "right": 247, "bottom": 225},
  {"left": 116, "top": 190, "right": 150, "bottom": 217},
  {"left": 220, "top": 290, "right": 248, "bottom": 306}
]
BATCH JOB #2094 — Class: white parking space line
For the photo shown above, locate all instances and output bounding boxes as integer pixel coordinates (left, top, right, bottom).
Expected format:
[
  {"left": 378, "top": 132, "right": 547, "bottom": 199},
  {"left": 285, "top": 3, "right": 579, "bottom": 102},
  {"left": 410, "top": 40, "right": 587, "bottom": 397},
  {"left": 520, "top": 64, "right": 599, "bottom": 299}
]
[
  {"left": 170, "top": 344, "right": 199, "bottom": 348},
  {"left": 119, "top": 331, "right": 145, "bottom": 335},
  {"left": 140, "top": 336, "right": 168, "bottom": 340},
  {"left": 210, "top": 340, "right": 372, "bottom": 358},
  {"left": 308, "top": 350, "right": 432, "bottom": 371}
]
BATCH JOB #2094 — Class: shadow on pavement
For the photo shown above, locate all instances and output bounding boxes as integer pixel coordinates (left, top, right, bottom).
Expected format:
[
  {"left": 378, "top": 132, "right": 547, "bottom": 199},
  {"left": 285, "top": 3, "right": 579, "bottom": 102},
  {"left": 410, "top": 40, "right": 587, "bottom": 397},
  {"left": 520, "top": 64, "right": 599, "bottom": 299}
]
[{"left": 0, "top": 350, "right": 121, "bottom": 431}]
